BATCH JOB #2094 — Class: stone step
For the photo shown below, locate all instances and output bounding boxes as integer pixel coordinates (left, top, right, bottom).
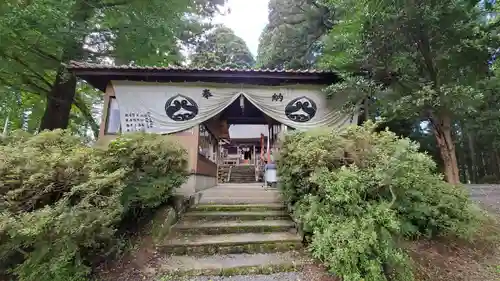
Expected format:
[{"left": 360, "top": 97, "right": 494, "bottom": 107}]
[
  {"left": 199, "top": 197, "right": 283, "bottom": 204},
  {"left": 183, "top": 210, "right": 289, "bottom": 221},
  {"left": 199, "top": 191, "right": 282, "bottom": 204},
  {"left": 174, "top": 220, "right": 295, "bottom": 235},
  {"left": 189, "top": 272, "right": 306, "bottom": 281},
  {"left": 217, "top": 183, "right": 263, "bottom": 187},
  {"left": 200, "top": 195, "right": 282, "bottom": 201},
  {"left": 229, "top": 179, "right": 257, "bottom": 182},
  {"left": 161, "top": 232, "right": 302, "bottom": 255},
  {"left": 211, "top": 185, "right": 268, "bottom": 190},
  {"left": 209, "top": 185, "right": 270, "bottom": 188},
  {"left": 202, "top": 190, "right": 280, "bottom": 197},
  {"left": 159, "top": 252, "right": 310, "bottom": 277},
  {"left": 192, "top": 203, "right": 286, "bottom": 212}
]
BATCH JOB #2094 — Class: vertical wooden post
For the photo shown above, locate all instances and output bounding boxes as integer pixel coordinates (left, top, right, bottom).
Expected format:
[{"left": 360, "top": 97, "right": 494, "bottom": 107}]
[
  {"left": 271, "top": 125, "right": 274, "bottom": 147},
  {"left": 267, "top": 126, "right": 271, "bottom": 163},
  {"left": 253, "top": 144, "right": 256, "bottom": 165},
  {"left": 237, "top": 145, "right": 240, "bottom": 165}
]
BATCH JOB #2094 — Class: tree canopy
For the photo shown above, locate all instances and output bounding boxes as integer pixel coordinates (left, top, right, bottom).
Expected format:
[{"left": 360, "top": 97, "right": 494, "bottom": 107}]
[
  {"left": 256, "top": 0, "right": 332, "bottom": 69},
  {"left": 319, "top": 0, "right": 498, "bottom": 184},
  {"left": 253, "top": 0, "right": 500, "bottom": 184},
  {"left": 0, "top": 0, "right": 225, "bottom": 137},
  {"left": 189, "top": 25, "right": 255, "bottom": 69}
]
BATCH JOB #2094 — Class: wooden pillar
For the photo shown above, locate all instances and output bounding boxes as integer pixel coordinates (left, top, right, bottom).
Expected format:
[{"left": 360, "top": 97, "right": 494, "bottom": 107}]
[
  {"left": 253, "top": 144, "right": 256, "bottom": 165},
  {"left": 237, "top": 145, "right": 240, "bottom": 165},
  {"left": 271, "top": 125, "right": 274, "bottom": 144},
  {"left": 267, "top": 126, "right": 271, "bottom": 163}
]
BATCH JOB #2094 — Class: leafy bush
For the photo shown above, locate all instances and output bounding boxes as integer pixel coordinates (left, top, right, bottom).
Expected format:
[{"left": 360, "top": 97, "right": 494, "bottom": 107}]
[
  {"left": 0, "top": 130, "right": 187, "bottom": 281},
  {"left": 97, "top": 133, "right": 188, "bottom": 210},
  {"left": 278, "top": 122, "right": 482, "bottom": 281}
]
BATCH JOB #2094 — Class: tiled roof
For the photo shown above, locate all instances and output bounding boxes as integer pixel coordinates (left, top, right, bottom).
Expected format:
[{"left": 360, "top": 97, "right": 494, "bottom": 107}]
[
  {"left": 68, "top": 61, "right": 340, "bottom": 91},
  {"left": 67, "top": 61, "right": 333, "bottom": 74}
]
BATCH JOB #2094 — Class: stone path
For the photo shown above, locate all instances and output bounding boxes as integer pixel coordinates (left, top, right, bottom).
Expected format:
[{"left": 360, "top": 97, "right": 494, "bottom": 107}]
[
  {"left": 157, "top": 183, "right": 310, "bottom": 280},
  {"left": 466, "top": 184, "right": 500, "bottom": 214}
]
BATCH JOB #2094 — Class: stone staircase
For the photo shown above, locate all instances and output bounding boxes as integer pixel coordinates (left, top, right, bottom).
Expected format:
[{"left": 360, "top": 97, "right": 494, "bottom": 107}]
[
  {"left": 158, "top": 183, "right": 308, "bottom": 279},
  {"left": 229, "top": 165, "right": 256, "bottom": 183}
]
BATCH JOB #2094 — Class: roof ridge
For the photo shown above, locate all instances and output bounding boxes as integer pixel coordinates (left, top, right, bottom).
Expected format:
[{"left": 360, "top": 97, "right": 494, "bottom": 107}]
[{"left": 67, "top": 61, "right": 330, "bottom": 73}]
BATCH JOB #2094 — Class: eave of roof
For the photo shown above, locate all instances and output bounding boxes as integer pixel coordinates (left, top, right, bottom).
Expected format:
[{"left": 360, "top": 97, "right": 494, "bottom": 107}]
[{"left": 68, "top": 61, "right": 340, "bottom": 92}]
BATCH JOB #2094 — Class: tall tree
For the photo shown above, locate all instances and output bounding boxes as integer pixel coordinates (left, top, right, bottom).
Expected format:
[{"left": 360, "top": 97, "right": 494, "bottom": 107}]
[
  {"left": 0, "top": 0, "right": 224, "bottom": 136},
  {"left": 256, "top": 0, "right": 333, "bottom": 69},
  {"left": 321, "top": 0, "right": 497, "bottom": 184},
  {"left": 190, "top": 25, "right": 255, "bottom": 68}
]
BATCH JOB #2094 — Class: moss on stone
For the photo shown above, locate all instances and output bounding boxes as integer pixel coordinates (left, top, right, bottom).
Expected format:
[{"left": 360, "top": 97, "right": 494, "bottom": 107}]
[
  {"left": 162, "top": 241, "right": 302, "bottom": 256},
  {"left": 192, "top": 204, "right": 285, "bottom": 212},
  {"left": 177, "top": 225, "right": 293, "bottom": 235},
  {"left": 182, "top": 213, "right": 289, "bottom": 222},
  {"left": 159, "top": 261, "right": 307, "bottom": 278},
  {"left": 150, "top": 207, "right": 177, "bottom": 243}
]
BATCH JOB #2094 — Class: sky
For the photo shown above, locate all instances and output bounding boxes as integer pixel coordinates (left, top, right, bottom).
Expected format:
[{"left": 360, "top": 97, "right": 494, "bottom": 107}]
[
  {"left": 213, "top": 1, "right": 271, "bottom": 138},
  {"left": 214, "top": 0, "right": 270, "bottom": 56}
]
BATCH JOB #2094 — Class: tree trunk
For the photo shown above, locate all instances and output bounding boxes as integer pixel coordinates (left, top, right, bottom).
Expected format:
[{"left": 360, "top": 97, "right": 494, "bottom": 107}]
[
  {"left": 495, "top": 150, "right": 500, "bottom": 180},
  {"left": 39, "top": 66, "right": 77, "bottom": 130},
  {"left": 364, "top": 98, "right": 369, "bottom": 121},
  {"left": 467, "top": 132, "right": 477, "bottom": 183},
  {"left": 478, "top": 151, "right": 486, "bottom": 180},
  {"left": 39, "top": 0, "right": 94, "bottom": 131},
  {"left": 431, "top": 114, "right": 460, "bottom": 184}
]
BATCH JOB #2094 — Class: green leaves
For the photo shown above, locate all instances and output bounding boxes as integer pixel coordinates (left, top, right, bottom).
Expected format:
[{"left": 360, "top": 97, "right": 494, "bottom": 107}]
[
  {"left": 0, "top": 0, "right": 226, "bottom": 137},
  {"left": 189, "top": 26, "right": 255, "bottom": 69},
  {"left": 321, "top": 0, "right": 494, "bottom": 107},
  {"left": 278, "top": 122, "right": 482, "bottom": 280},
  {"left": 97, "top": 133, "right": 188, "bottom": 210},
  {"left": 256, "top": 0, "right": 332, "bottom": 69},
  {"left": 0, "top": 130, "right": 188, "bottom": 281},
  {"left": 319, "top": 0, "right": 500, "bottom": 183}
]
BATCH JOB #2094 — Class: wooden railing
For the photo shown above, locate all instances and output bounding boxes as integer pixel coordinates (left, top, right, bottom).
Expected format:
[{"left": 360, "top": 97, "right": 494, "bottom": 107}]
[{"left": 219, "top": 154, "right": 257, "bottom": 166}]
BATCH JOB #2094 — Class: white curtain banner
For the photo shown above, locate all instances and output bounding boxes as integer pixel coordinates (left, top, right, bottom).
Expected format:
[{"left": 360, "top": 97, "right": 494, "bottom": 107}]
[{"left": 112, "top": 81, "right": 358, "bottom": 134}]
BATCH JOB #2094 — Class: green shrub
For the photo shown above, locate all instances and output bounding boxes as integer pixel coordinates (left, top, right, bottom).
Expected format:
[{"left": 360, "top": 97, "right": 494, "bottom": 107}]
[
  {"left": 0, "top": 130, "right": 94, "bottom": 214},
  {"left": 97, "top": 133, "right": 188, "bottom": 210},
  {"left": 0, "top": 130, "right": 188, "bottom": 281},
  {"left": 278, "top": 122, "right": 482, "bottom": 281}
]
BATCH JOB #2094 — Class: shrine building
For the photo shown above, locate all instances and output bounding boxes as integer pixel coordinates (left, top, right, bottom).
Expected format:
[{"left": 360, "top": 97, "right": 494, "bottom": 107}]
[{"left": 68, "top": 62, "right": 359, "bottom": 195}]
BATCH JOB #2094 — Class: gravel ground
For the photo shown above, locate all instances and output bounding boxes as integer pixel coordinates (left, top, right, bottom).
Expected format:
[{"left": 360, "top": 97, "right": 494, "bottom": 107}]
[{"left": 466, "top": 184, "right": 500, "bottom": 214}]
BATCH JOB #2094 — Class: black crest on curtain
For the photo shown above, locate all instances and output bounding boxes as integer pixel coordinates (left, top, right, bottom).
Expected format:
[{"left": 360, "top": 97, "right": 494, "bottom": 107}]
[
  {"left": 284, "top": 96, "right": 317, "bottom": 122},
  {"left": 165, "top": 94, "right": 199, "bottom": 121}
]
